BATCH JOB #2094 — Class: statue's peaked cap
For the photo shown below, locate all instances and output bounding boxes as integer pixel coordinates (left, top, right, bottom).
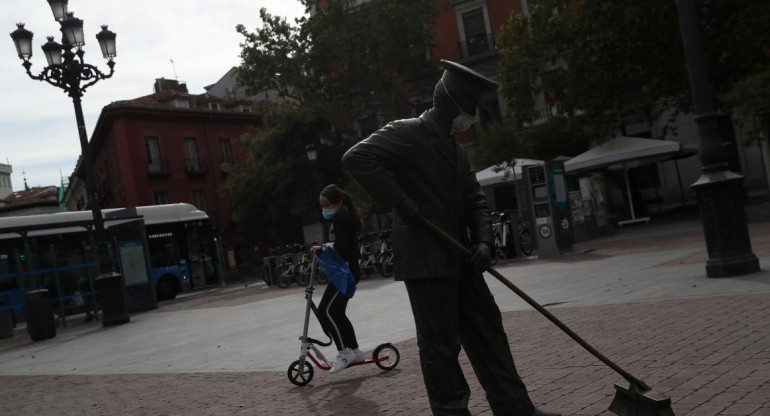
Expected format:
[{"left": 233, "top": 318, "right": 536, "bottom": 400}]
[{"left": 439, "top": 59, "right": 497, "bottom": 114}]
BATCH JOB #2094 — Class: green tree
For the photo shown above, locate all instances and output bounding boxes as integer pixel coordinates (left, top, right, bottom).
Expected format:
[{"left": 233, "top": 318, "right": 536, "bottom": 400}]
[
  {"left": 496, "top": 0, "right": 770, "bottom": 141},
  {"left": 229, "top": 0, "right": 441, "bottom": 243},
  {"left": 224, "top": 103, "right": 328, "bottom": 244},
  {"left": 236, "top": 0, "right": 439, "bottom": 130}
]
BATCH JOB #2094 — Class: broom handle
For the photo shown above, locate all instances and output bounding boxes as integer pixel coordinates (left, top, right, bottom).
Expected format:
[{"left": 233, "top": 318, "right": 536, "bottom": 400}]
[{"left": 419, "top": 216, "right": 650, "bottom": 392}]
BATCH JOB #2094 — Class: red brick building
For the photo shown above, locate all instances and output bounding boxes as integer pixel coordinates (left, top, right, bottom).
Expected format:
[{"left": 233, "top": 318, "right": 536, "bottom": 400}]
[{"left": 62, "top": 79, "right": 260, "bottom": 275}]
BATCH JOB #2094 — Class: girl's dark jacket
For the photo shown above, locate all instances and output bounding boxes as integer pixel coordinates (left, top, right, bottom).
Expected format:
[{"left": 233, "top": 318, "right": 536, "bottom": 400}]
[{"left": 341, "top": 110, "right": 492, "bottom": 281}]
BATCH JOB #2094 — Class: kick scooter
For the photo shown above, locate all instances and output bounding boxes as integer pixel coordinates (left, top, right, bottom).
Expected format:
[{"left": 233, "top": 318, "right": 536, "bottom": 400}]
[{"left": 287, "top": 255, "right": 400, "bottom": 386}]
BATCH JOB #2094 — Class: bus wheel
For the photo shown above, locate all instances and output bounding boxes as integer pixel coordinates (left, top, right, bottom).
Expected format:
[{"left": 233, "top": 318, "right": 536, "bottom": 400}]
[{"left": 157, "top": 276, "right": 179, "bottom": 301}]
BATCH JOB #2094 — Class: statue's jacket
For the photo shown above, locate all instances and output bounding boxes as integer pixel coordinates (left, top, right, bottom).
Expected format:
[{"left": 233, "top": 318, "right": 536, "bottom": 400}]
[{"left": 342, "top": 110, "right": 492, "bottom": 281}]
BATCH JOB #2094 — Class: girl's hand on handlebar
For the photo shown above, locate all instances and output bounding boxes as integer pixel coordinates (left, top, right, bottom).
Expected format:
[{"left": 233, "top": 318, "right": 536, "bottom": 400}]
[{"left": 310, "top": 245, "right": 323, "bottom": 254}]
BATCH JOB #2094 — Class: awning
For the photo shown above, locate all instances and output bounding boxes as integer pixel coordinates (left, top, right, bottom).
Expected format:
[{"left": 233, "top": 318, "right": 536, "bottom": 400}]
[
  {"left": 476, "top": 158, "right": 544, "bottom": 187},
  {"left": 564, "top": 136, "right": 681, "bottom": 174},
  {"left": 564, "top": 137, "right": 694, "bottom": 226}
]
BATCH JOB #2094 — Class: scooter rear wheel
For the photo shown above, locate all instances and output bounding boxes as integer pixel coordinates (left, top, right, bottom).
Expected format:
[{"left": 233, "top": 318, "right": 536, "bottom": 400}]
[
  {"left": 373, "top": 343, "right": 400, "bottom": 371},
  {"left": 288, "top": 359, "right": 314, "bottom": 386}
]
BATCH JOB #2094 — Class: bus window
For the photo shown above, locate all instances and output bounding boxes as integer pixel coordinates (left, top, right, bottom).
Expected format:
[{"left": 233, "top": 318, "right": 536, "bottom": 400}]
[{"left": 148, "top": 234, "right": 181, "bottom": 267}]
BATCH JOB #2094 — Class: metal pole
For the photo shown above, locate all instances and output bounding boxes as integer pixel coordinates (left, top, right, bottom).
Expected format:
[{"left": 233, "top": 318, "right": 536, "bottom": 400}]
[
  {"left": 70, "top": 86, "right": 129, "bottom": 326},
  {"left": 675, "top": 0, "right": 759, "bottom": 277},
  {"left": 50, "top": 244, "right": 66, "bottom": 328},
  {"left": 623, "top": 169, "right": 637, "bottom": 220}
]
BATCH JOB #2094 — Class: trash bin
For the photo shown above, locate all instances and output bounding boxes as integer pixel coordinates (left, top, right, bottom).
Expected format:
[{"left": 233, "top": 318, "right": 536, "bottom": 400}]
[
  {"left": 95, "top": 272, "right": 130, "bottom": 327},
  {"left": 263, "top": 256, "right": 277, "bottom": 286},
  {"left": 24, "top": 289, "right": 56, "bottom": 341},
  {"left": 0, "top": 308, "right": 14, "bottom": 339}
]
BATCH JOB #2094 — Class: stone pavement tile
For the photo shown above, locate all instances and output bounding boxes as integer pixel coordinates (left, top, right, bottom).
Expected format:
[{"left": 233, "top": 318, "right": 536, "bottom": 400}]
[{"left": 1, "top": 292, "right": 768, "bottom": 416}]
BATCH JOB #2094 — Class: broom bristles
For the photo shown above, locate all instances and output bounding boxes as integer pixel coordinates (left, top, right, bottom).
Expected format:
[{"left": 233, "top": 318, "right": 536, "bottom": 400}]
[{"left": 608, "top": 383, "right": 675, "bottom": 416}]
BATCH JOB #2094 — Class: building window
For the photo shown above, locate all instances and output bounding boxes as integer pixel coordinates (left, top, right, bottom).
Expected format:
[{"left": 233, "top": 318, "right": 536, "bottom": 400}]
[
  {"left": 455, "top": 1, "right": 493, "bottom": 59},
  {"left": 208, "top": 102, "right": 220, "bottom": 111},
  {"left": 171, "top": 99, "right": 190, "bottom": 108},
  {"left": 219, "top": 138, "right": 233, "bottom": 164},
  {"left": 193, "top": 189, "right": 207, "bottom": 212},
  {"left": 240, "top": 105, "right": 252, "bottom": 113},
  {"left": 145, "top": 136, "right": 163, "bottom": 173},
  {"left": 184, "top": 137, "right": 201, "bottom": 173},
  {"left": 154, "top": 190, "right": 169, "bottom": 205}
]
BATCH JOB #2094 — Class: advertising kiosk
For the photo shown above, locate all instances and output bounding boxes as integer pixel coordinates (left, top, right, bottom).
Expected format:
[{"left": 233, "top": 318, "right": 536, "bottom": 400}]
[{"left": 522, "top": 160, "right": 574, "bottom": 257}]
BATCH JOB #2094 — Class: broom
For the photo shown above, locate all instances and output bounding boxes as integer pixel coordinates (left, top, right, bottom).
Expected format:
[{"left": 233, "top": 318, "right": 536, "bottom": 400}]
[{"left": 418, "top": 216, "right": 675, "bottom": 416}]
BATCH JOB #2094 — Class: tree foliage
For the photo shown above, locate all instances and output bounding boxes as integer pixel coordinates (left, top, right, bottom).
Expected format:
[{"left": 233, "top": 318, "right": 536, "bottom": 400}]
[
  {"left": 496, "top": 0, "right": 770, "bottom": 141},
  {"left": 228, "top": 0, "right": 440, "bottom": 244},
  {"left": 236, "top": 0, "right": 439, "bottom": 130},
  {"left": 224, "top": 104, "right": 328, "bottom": 243},
  {"left": 475, "top": 117, "right": 592, "bottom": 170}
]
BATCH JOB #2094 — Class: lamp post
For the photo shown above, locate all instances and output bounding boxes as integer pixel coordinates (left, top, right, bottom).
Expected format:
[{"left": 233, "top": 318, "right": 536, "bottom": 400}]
[
  {"left": 675, "top": 0, "right": 760, "bottom": 277},
  {"left": 10, "top": 0, "right": 129, "bottom": 325}
]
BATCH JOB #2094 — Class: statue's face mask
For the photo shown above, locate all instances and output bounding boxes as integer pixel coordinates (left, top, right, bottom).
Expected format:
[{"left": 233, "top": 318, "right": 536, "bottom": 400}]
[{"left": 440, "top": 79, "right": 478, "bottom": 133}]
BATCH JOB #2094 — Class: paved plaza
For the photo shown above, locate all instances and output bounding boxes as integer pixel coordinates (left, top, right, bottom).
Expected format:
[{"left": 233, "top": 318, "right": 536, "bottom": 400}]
[{"left": 1, "top": 215, "right": 769, "bottom": 415}]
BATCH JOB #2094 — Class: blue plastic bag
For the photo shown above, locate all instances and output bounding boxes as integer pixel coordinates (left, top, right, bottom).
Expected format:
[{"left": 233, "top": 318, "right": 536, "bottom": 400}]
[{"left": 315, "top": 247, "right": 356, "bottom": 298}]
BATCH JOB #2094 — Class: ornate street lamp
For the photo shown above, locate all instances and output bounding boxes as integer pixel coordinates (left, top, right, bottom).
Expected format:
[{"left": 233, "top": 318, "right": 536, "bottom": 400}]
[
  {"left": 675, "top": 0, "right": 759, "bottom": 277},
  {"left": 10, "top": 3, "right": 129, "bottom": 326},
  {"left": 47, "top": 0, "right": 69, "bottom": 22}
]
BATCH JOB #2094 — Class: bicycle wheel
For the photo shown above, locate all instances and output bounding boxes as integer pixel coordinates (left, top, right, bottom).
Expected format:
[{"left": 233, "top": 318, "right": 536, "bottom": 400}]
[
  {"left": 358, "top": 259, "right": 370, "bottom": 280},
  {"left": 275, "top": 265, "right": 291, "bottom": 288},
  {"left": 520, "top": 230, "right": 533, "bottom": 256},
  {"left": 288, "top": 359, "right": 314, "bottom": 386},
  {"left": 373, "top": 343, "right": 400, "bottom": 371},
  {"left": 314, "top": 264, "right": 329, "bottom": 284},
  {"left": 295, "top": 264, "right": 311, "bottom": 286},
  {"left": 378, "top": 253, "right": 393, "bottom": 277}
]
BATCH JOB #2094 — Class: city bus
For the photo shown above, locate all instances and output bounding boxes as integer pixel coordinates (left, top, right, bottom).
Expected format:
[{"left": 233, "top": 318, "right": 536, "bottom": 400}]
[{"left": 0, "top": 203, "right": 221, "bottom": 324}]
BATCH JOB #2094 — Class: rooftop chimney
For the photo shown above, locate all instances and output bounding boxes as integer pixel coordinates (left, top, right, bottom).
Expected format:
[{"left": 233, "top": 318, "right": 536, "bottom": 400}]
[{"left": 154, "top": 77, "right": 188, "bottom": 94}]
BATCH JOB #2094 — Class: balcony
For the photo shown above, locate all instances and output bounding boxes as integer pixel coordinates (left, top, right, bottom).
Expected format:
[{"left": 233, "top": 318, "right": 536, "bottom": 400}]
[
  {"left": 458, "top": 33, "right": 496, "bottom": 62},
  {"left": 186, "top": 158, "right": 208, "bottom": 176},
  {"left": 147, "top": 158, "right": 171, "bottom": 177},
  {"left": 524, "top": 105, "right": 584, "bottom": 127}
]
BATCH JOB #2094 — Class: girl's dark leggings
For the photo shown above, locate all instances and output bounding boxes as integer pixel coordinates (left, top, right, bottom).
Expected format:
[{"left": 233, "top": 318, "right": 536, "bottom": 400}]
[{"left": 317, "top": 283, "right": 358, "bottom": 351}]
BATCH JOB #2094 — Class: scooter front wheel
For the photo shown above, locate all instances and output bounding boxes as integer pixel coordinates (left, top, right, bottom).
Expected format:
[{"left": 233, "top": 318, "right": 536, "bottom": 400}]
[
  {"left": 288, "top": 359, "right": 314, "bottom": 386},
  {"left": 373, "top": 343, "right": 400, "bottom": 371}
]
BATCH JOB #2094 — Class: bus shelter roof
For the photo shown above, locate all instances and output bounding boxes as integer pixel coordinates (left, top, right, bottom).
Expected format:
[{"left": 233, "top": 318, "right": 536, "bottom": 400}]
[{"left": 0, "top": 203, "right": 206, "bottom": 239}]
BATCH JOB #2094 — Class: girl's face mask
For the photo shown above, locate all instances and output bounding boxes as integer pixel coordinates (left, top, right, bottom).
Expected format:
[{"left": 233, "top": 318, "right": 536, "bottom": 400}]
[{"left": 321, "top": 208, "right": 336, "bottom": 220}]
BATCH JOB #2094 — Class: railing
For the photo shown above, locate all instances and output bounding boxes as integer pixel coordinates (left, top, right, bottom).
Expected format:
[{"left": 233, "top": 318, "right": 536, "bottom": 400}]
[
  {"left": 458, "top": 33, "right": 495, "bottom": 60},
  {"left": 524, "top": 105, "right": 583, "bottom": 127}
]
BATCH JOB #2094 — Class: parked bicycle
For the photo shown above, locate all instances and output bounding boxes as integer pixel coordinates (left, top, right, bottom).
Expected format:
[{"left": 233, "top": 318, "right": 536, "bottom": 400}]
[
  {"left": 296, "top": 245, "right": 328, "bottom": 285},
  {"left": 376, "top": 231, "right": 393, "bottom": 278},
  {"left": 491, "top": 213, "right": 511, "bottom": 265},
  {"left": 517, "top": 216, "right": 534, "bottom": 257},
  {"left": 358, "top": 232, "right": 389, "bottom": 279},
  {"left": 490, "top": 211, "right": 534, "bottom": 265},
  {"left": 275, "top": 253, "right": 298, "bottom": 288},
  {"left": 274, "top": 244, "right": 329, "bottom": 288}
]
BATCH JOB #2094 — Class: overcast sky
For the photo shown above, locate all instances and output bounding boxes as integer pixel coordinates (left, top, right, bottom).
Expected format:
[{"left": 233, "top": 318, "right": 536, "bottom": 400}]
[{"left": 0, "top": 0, "right": 306, "bottom": 192}]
